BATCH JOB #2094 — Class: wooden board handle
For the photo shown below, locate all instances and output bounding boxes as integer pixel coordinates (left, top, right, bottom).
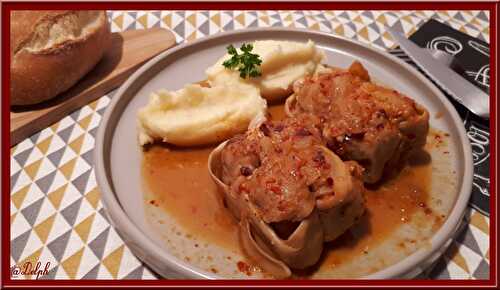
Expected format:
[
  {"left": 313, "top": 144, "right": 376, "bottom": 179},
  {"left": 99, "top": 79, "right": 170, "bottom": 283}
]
[{"left": 10, "top": 27, "right": 177, "bottom": 147}]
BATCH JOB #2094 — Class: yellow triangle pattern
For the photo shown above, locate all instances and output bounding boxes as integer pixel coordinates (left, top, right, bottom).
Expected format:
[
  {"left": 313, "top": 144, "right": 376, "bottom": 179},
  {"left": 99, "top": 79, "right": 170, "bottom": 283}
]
[
  {"left": 113, "top": 14, "right": 124, "bottom": 29},
  {"left": 85, "top": 187, "right": 101, "bottom": 210},
  {"left": 69, "top": 135, "right": 85, "bottom": 155},
  {"left": 11, "top": 145, "right": 17, "bottom": 156},
  {"left": 25, "top": 159, "right": 42, "bottom": 180},
  {"left": 162, "top": 14, "right": 172, "bottom": 27},
  {"left": 102, "top": 245, "right": 125, "bottom": 279},
  {"left": 137, "top": 14, "right": 148, "bottom": 28},
  {"left": 36, "top": 136, "right": 53, "bottom": 155},
  {"left": 334, "top": 25, "right": 344, "bottom": 36},
  {"left": 88, "top": 99, "right": 99, "bottom": 111},
  {"left": 211, "top": 13, "right": 220, "bottom": 26},
  {"left": 11, "top": 212, "right": 17, "bottom": 225},
  {"left": 187, "top": 13, "right": 196, "bottom": 27},
  {"left": 446, "top": 242, "right": 470, "bottom": 274},
  {"left": 17, "top": 247, "right": 43, "bottom": 279},
  {"left": 74, "top": 213, "right": 95, "bottom": 243},
  {"left": 61, "top": 247, "right": 85, "bottom": 279},
  {"left": 48, "top": 184, "right": 67, "bottom": 210},
  {"left": 50, "top": 122, "right": 59, "bottom": 133},
  {"left": 12, "top": 184, "right": 30, "bottom": 209},
  {"left": 34, "top": 214, "right": 56, "bottom": 244},
  {"left": 470, "top": 211, "right": 489, "bottom": 235},
  {"left": 60, "top": 158, "right": 77, "bottom": 180},
  {"left": 235, "top": 13, "right": 245, "bottom": 27},
  {"left": 78, "top": 114, "right": 93, "bottom": 131}
]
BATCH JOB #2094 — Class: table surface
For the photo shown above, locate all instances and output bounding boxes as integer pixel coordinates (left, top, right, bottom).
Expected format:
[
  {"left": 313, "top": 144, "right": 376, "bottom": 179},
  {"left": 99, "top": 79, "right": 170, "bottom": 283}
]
[{"left": 10, "top": 10, "right": 490, "bottom": 280}]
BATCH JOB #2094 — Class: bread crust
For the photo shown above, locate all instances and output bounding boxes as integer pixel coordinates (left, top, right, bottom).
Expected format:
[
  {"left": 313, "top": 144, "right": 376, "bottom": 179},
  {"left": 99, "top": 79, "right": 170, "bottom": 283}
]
[{"left": 10, "top": 10, "right": 111, "bottom": 106}]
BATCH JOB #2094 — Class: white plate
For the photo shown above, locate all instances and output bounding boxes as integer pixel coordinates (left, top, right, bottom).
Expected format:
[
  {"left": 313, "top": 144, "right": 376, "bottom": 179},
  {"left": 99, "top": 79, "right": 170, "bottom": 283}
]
[{"left": 95, "top": 28, "right": 473, "bottom": 279}]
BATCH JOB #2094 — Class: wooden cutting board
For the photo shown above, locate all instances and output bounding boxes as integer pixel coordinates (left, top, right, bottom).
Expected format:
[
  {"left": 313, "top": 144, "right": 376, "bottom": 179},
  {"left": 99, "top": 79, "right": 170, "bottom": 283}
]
[{"left": 10, "top": 27, "right": 177, "bottom": 146}]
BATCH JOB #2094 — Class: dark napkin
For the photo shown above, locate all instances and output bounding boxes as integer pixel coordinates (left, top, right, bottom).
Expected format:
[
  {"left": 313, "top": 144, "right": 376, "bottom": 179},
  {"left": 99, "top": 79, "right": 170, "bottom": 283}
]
[{"left": 389, "top": 19, "right": 490, "bottom": 216}]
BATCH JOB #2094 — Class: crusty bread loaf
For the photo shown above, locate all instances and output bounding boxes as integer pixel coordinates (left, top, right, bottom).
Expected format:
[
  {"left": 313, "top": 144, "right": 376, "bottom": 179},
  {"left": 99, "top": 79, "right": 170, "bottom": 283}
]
[{"left": 10, "top": 10, "right": 111, "bottom": 106}]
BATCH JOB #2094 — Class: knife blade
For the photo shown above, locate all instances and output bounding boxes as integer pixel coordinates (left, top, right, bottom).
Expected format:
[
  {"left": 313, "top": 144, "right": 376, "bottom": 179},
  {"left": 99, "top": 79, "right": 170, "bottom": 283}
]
[{"left": 387, "top": 27, "right": 490, "bottom": 119}]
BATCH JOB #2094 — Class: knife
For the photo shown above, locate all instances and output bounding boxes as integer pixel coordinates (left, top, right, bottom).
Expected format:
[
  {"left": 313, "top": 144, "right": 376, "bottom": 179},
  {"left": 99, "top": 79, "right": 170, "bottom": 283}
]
[{"left": 387, "top": 27, "right": 490, "bottom": 119}]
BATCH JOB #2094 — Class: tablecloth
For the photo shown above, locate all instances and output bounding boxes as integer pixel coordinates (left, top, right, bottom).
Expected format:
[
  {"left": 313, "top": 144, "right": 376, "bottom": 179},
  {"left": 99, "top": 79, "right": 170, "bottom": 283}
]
[{"left": 10, "top": 10, "right": 490, "bottom": 280}]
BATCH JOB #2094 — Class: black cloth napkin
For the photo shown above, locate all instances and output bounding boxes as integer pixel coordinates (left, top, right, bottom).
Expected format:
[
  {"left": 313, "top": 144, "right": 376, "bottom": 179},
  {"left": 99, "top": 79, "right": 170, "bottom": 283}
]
[{"left": 389, "top": 19, "right": 490, "bottom": 216}]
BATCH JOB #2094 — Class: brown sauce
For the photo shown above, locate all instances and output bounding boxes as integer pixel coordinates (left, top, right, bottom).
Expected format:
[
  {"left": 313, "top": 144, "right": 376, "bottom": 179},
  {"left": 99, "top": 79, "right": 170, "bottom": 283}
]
[{"left": 142, "top": 104, "right": 435, "bottom": 276}]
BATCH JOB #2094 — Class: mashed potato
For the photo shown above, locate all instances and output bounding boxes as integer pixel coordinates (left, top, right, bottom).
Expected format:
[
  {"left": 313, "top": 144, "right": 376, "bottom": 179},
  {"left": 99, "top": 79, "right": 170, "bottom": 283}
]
[
  {"left": 206, "top": 40, "right": 325, "bottom": 101},
  {"left": 138, "top": 40, "right": 324, "bottom": 147},
  {"left": 137, "top": 82, "right": 266, "bottom": 146}
]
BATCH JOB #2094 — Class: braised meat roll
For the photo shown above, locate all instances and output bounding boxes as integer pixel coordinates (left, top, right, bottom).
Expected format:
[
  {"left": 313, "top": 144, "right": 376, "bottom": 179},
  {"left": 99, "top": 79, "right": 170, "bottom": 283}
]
[
  {"left": 208, "top": 116, "right": 365, "bottom": 277},
  {"left": 286, "top": 61, "right": 429, "bottom": 183}
]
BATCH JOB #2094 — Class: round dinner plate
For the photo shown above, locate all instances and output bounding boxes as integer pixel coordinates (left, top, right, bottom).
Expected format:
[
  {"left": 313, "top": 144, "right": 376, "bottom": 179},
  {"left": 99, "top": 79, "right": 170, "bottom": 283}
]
[{"left": 95, "top": 28, "right": 473, "bottom": 279}]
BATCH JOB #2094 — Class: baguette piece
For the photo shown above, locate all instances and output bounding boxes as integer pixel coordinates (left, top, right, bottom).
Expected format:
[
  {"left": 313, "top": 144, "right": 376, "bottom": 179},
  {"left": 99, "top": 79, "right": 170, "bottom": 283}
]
[{"left": 10, "top": 10, "right": 111, "bottom": 106}]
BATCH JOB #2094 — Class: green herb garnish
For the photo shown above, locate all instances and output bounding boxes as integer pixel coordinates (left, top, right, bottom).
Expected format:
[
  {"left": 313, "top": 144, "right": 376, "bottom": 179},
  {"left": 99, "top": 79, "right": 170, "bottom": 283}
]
[{"left": 222, "top": 43, "right": 262, "bottom": 79}]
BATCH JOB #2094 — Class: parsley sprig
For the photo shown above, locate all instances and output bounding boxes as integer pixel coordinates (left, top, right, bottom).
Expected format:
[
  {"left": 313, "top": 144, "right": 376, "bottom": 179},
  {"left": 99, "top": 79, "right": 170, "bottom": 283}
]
[{"left": 222, "top": 43, "right": 263, "bottom": 79}]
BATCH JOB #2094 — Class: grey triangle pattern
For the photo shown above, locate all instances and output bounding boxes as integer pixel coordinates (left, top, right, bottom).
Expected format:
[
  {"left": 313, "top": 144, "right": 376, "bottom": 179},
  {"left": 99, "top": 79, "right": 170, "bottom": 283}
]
[
  {"left": 69, "top": 110, "right": 81, "bottom": 122},
  {"left": 47, "top": 147, "right": 65, "bottom": 167},
  {"left": 11, "top": 230, "right": 31, "bottom": 262},
  {"left": 345, "top": 22, "right": 357, "bottom": 33},
  {"left": 270, "top": 13, "right": 281, "bottom": 21},
  {"left": 296, "top": 17, "right": 307, "bottom": 27},
  {"left": 124, "top": 20, "right": 136, "bottom": 31},
  {"left": 338, "top": 11, "right": 349, "bottom": 19},
  {"left": 123, "top": 265, "right": 144, "bottom": 279},
  {"left": 453, "top": 12, "right": 466, "bottom": 23},
  {"left": 10, "top": 170, "right": 21, "bottom": 192},
  {"left": 315, "top": 12, "right": 327, "bottom": 21},
  {"left": 72, "top": 169, "right": 92, "bottom": 194},
  {"left": 60, "top": 198, "right": 83, "bottom": 226},
  {"left": 320, "top": 20, "right": 332, "bottom": 30},
  {"left": 88, "top": 227, "right": 110, "bottom": 259},
  {"left": 223, "top": 20, "right": 233, "bottom": 31},
  {"left": 39, "top": 265, "right": 59, "bottom": 280},
  {"left": 175, "top": 11, "right": 185, "bottom": 18},
  {"left": 477, "top": 33, "right": 487, "bottom": 43},
  {"left": 368, "top": 22, "right": 380, "bottom": 33},
  {"left": 173, "top": 21, "right": 185, "bottom": 38},
  {"left": 98, "top": 208, "right": 109, "bottom": 222},
  {"left": 88, "top": 127, "right": 99, "bottom": 138},
  {"left": 198, "top": 20, "right": 209, "bottom": 35},
  {"left": 361, "top": 11, "right": 374, "bottom": 19},
  {"left": 29, "top": 131, "right": 42, "bottom": 144},
  {"left": 57, "top": 125, "right": 75, "bottom": 143},
  {"left": 428, "top": 256, "right": 450, "bottom": 279},
  {"left": 472, "top": 259, "right": 490, "bottom": 279},
  {"left": 20, "top": 197, "right": 44, "bottom": 226},
  {"left": 14, "top": 148, "right": 33, "bottom": 168},
  {"left": 477, "top": 11, "right": 488, "bottom": 21},
  {"left": 248, "top": 19, "right": 258, "bottom": 28},
  {"left": 373, "top": 37, "right": 386, "bottom": 48},
  {"left": 128, "top": 12, "right": 137, "bottom": 19},
  {"left": 47, "top": 230, "right": 72, "bottom": 261},
  {"left": 82, "top": 263, "right": 100, "bottom": 279},
  {"left": 81, "top": 150, "right": 94, "bottom": 167},
  {"left": 35, "top": 171, "right": 57, "bottom": 194},
  {"left": 455, "top": 225, "right": 482, "bottom": 255},
  {"left": 152, "top": 11, "right": 161, "bottom": 18}
]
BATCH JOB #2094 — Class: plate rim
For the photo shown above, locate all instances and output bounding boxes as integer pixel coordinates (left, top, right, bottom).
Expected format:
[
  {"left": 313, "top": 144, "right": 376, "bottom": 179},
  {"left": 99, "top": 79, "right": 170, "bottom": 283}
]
[{"left": 95, "top": 27, "right": 474, "bottom": 279}]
